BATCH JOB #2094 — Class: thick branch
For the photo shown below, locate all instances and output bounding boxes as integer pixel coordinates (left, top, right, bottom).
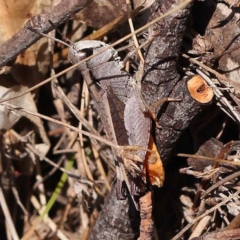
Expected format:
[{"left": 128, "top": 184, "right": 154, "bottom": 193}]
[
  {"left": 89, "top": 182, "right": 140, "bottom": 240},
  {"left": 141, "top": 0, "right": 214, "bottom": 163},
  {"left": 157, "top": 75, "right": 213, "bottom": 163},
  {"left": 0, "top": 0, "right": 92, "bottom": 67},
  {"left": 142, "top": 0, "right": 193, "bottom": 106}
]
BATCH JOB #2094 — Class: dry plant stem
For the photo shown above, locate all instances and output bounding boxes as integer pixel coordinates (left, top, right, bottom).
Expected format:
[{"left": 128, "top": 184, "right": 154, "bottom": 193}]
[
  {"left": 218, "top": 207, "right": 230, "bottom": 225},
  {"left": 33, "top": 156, "right": 65, "bottom": 190},
  {"left": 35, "top": 159, "right": 47, "bottom": 215},
  {"left": 8, "top": 163, "right": 28, "bottom": 216},
  {"left": 53, "top": 132, "right": 67, "bottom": 153},
  {"left": 138, "top": 192, "right": 153, "bottom": 240},
  {"left": 81, "top": 172, "right": 111, "bottom": 240},
  {"left": 126, "top": 0, "right": 144, "bottom": 63},
  {"left": 189, "top": 215, "right": 211, "bottom": 239},
  {"left": 192, "top": 178, "right": 208, "bottom": 211},
  {"left": 191, "top": 228, "right": 240, "bottom": 240},
  {"left": 201, "top": 171, "right": 240, "bottom": 199},
  {"left": 31, "top": 124, "right": 76, "bottom": 188},
  {"left": 82, "top": 176, "right": 112, "bottom": 240},
  {"left": 0, "top": 0, "right": 93, "bottom": 66},
  {"left": 27, "top": 140, "right": 103, "bottom": 197},
  {"left": 5, "top": 222, "right": 12, "bottom": 240},
  {"left": 77, "top": 82, "right": 89, "bottom": 182},
  {"left": 92, "top": 147, "right": 111, "bottom": 190},
  {"left": 78, "top": 139, "right": 93, "bottom": 231},
  {"left": 0, "top": 179, "right": 19, "bottom": 240},
  {"left": 59, "top": 196, "right": 73, "bottom": 230},
  {"left": 178, "top": 153, "right": 240, "bottom": 167},
  {"left": 81, "top": 208, "right": 100, "bottom": 240},
  {"left": 0, "top": 0, "right": 191, "bottom": 104},
  {"left": 77, "top": 125, "right": 96, "bottom": 189},
  {"left": 76, "top": 91, "right": 107, "bottom": 196},
  {"left": 26, "top": 142, "right": 78, "bottom": 177},
  {"left": 9, "top": 131, "right": 69, "bottom": 189},
  {"left": 172, "top": 190, "right": 240, "bottom": 240},
  {"left": 30, "top": 196, "right": 68, "bottom": 240},
  {"left": 75, "top": 140, "right": 105, "bottom": 197}
]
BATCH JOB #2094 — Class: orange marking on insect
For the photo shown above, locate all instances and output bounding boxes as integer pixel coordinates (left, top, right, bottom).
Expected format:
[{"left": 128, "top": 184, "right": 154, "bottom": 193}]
[{"left": 145, "top": 135, "right": 165, "bottom": 187}]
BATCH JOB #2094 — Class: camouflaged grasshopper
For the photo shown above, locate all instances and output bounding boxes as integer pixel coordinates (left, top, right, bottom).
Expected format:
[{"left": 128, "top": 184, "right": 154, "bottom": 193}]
[{"left": 68, "top": 40, "right": 164, "bottom": 209}]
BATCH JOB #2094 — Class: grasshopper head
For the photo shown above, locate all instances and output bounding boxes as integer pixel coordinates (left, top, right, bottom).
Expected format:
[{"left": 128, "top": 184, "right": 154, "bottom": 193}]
[{"left": 68, "top": 40, "right": 118, "bottom": 70}]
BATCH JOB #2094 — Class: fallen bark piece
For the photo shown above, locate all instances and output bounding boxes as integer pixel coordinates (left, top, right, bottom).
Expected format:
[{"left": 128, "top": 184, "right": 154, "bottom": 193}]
[
  {"left": 187, "top": 138, "right": 223, "bottom": 171},
  {"left": 226, "top": 212, "right": 240, "bottom": 230}
]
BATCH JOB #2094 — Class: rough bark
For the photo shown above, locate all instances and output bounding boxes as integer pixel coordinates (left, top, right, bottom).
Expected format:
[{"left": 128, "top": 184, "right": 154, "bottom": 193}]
[
  {"left": 142, "top": 0, "right": 193, "bottom": 106},
  {"left": 156, "top": 75, "right": 213, "bottom": 162}
]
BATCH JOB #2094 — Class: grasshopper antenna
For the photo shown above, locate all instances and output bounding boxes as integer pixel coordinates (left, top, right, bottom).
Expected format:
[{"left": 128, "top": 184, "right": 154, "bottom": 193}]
[
  {"left": 25, "top": 20, "right": 71, "bottom": 48},
  {"left": 48, "top": 20, "right": 74, "bottom": 46}
]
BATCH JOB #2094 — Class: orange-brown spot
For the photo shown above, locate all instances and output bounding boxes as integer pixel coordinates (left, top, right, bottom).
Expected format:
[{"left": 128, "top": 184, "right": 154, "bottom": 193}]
[
  {"left": 187, "top": 75, "right": 214, "bottom": 103},
  {"left": 144, "top": 135, "right": 165, "bottom": 187}
]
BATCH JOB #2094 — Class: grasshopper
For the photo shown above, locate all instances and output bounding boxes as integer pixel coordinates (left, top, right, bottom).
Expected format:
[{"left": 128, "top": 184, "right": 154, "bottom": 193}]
[{"left": 68, "top": 40, "right": 165, "bottom": 209}]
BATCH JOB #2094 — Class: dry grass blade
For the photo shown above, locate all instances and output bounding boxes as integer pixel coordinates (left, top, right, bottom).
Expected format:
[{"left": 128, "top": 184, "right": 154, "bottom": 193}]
[
  {"left": 172, "top": 190, "right": 240, "bottom": 240},
  {"left": 178, "top": 153, "right": 240, "bottom": 167},
  {"left": 196, "top": 69, "right": 240, "bottom": 124},
  {"left": 92, "top": 147, "right": 111, "bottom": 191},
  {"left": 201, "top": 171, "right": 240, "bottom": 199},
  {"left": 189, "top": 216, "right": 212, "bottom": 239},
  {"left": 30, "top": 196, "right": 69, "bottom": 240},
  {"left": 126, "top": 0, "right": 144, "bottom": 63},
  {"left": 0, "top": 182, "right": 19, "bottom": 240}
]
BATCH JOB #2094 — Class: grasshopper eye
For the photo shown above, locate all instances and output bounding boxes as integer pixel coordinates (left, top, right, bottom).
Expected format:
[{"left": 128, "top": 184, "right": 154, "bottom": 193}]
[
  {"left": 80, "top": 48, "right": 94, "bottom": 58},
  {"left": 68, "top": 45, "right": 86, "bottom": 63}
]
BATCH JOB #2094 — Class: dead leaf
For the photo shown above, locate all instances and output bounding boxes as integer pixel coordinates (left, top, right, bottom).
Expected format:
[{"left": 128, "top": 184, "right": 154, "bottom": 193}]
[{"left": 0, "top": 85, "right": 50, "bottom": 152}]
